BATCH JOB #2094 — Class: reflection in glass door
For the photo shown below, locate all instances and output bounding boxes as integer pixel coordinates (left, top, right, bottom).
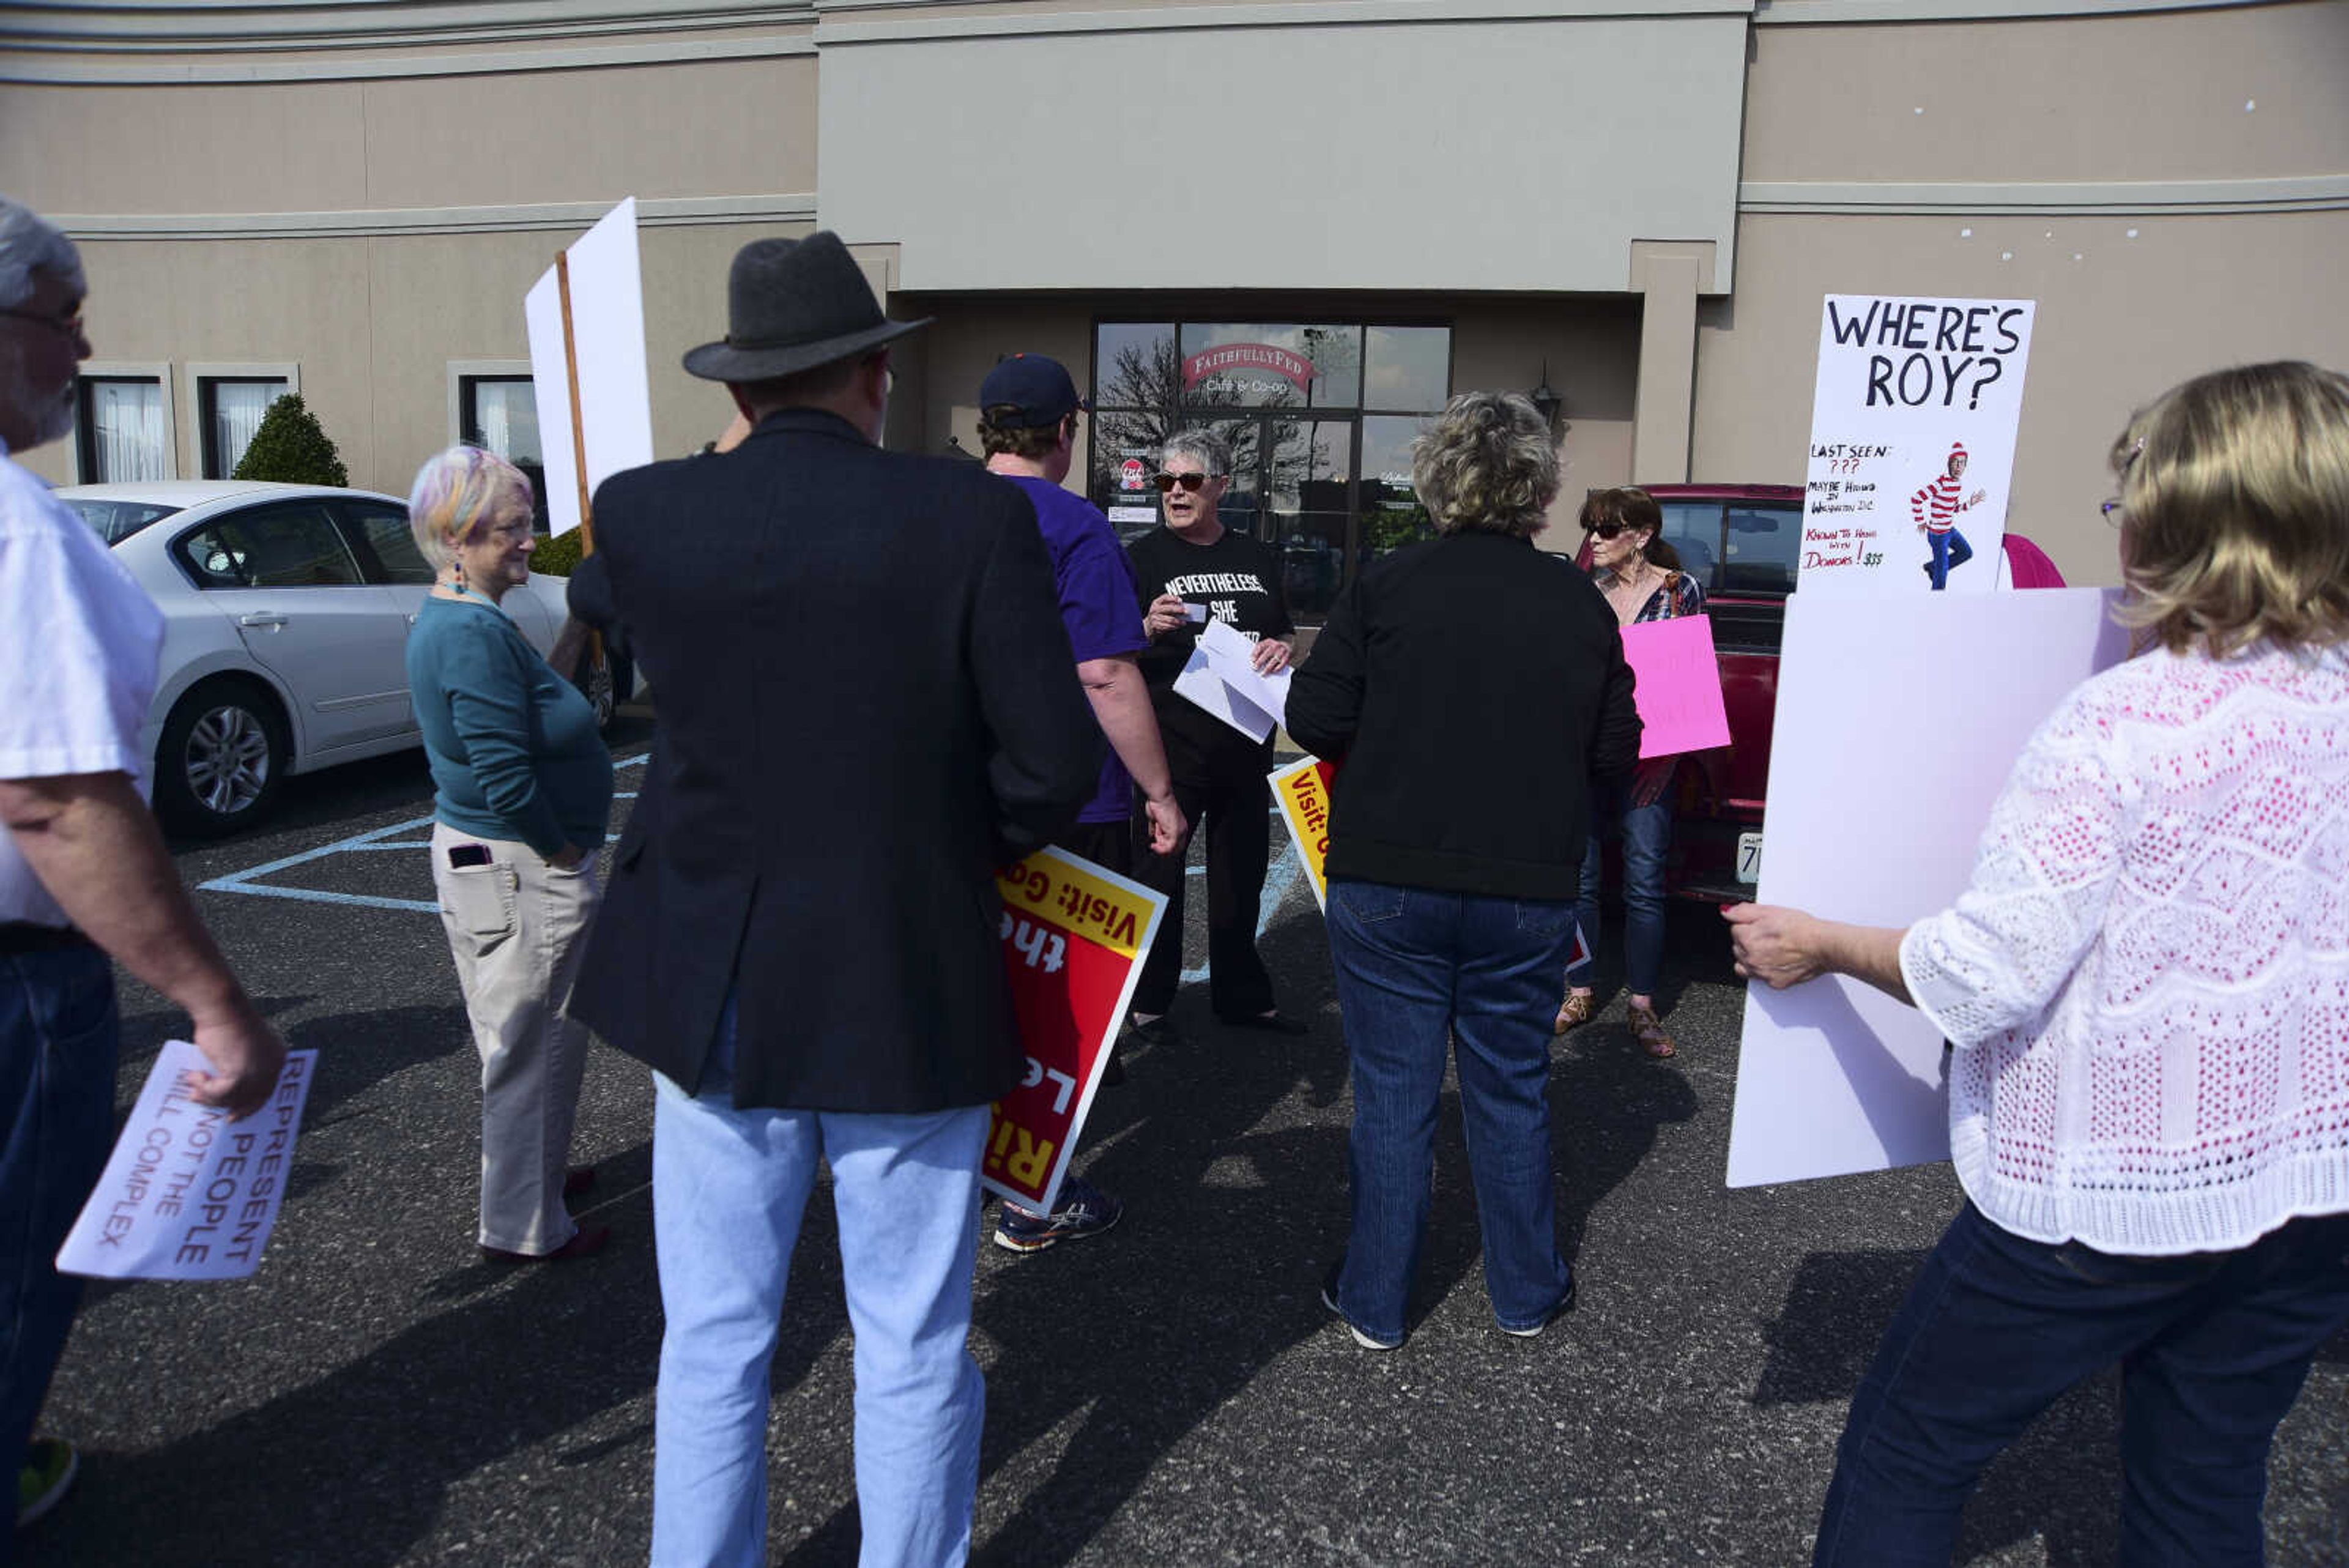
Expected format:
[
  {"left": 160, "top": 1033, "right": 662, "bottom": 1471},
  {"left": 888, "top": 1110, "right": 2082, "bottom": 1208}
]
[
  {"left": 1261, "top": 418, "right": 1354, "bottom": 623},
  {"left": 1088, "top": 319, "right": 1452, "bottom": 623}
]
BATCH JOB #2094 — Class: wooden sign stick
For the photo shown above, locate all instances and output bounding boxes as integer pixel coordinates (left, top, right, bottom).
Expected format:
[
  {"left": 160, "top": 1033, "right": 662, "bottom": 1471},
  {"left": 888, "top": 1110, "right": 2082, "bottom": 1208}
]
[{"left": 555, "top": 248, "right": 606, "bottom": 678}]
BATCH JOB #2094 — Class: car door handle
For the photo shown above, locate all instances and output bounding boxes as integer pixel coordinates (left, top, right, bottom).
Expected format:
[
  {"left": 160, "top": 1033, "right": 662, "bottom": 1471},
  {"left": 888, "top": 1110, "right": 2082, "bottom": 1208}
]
[{"left": 237, "top": 612, "right": 288, "bottom": 629}]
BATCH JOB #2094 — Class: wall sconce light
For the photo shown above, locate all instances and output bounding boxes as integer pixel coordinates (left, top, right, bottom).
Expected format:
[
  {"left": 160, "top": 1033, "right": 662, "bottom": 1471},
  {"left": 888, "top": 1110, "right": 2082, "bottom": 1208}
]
[{"left": 1528, "top": 361, "right": 1564, "bottom": 430}]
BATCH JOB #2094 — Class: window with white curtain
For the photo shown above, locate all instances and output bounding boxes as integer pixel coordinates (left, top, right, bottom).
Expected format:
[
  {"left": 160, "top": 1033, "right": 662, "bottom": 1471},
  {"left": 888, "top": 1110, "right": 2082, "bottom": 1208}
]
[
  {"left": 200, "top": 377, "right": 289, "bottom": 478},
  {"left": 460, "top": 377, "right": 540, "bottom": 464},
  {"left": 76, "top": 378, "right": 171, "bottom": 483},
  {"left": 460, "top": 375, "right": 547, "bottom": 528}
]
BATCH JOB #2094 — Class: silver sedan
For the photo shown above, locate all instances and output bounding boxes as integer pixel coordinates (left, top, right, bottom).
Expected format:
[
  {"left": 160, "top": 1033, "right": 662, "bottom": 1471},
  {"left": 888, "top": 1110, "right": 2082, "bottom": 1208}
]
[{"left": 59, "top": 480, "right": 584, "bottom": 836}]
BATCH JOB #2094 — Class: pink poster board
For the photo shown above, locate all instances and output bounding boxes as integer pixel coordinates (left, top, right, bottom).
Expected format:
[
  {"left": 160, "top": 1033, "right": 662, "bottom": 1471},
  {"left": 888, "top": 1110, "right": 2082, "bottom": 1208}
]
[{"left": 1619, "top": 615, "right": 1731, "bottom": 760}]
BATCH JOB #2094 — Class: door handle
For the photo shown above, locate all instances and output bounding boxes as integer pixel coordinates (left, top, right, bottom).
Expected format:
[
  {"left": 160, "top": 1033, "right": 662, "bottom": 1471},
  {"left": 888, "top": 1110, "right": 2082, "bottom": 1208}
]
[{"left": 237, "top": 612, "right": 288, "bottom": 629}]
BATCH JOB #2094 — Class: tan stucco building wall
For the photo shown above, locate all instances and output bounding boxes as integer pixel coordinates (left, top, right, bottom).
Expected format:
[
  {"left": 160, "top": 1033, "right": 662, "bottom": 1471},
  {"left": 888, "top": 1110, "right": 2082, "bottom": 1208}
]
[{"left": 3, "top": 0, "right": 2341, "bottom": 596}]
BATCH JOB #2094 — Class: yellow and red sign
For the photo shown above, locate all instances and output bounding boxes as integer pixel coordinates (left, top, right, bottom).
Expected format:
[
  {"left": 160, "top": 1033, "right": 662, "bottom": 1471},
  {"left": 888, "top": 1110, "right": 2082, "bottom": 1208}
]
[
  {"left": 982, "top": 846, "right": 1167, "bottom": 1214},
  {"left": 1269, "top": 756, "right": 1337, "bottom": 910}
]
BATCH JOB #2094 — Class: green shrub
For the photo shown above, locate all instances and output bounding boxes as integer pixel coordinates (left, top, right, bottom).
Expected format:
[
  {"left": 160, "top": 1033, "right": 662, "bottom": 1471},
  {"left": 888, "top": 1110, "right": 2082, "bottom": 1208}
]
[
  {"left": 230, "top": 393, "right": 349, "bottom": 486},
  {"left": 530, "top": 527, "right": 585, "bottom": 577}
]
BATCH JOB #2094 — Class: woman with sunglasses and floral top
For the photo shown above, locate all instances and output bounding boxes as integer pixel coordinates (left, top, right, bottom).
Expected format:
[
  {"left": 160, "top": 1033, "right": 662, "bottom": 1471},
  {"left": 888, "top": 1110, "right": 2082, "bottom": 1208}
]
[{"left": 1554, "top": 486, "right": 1704, "bottom": 1057}]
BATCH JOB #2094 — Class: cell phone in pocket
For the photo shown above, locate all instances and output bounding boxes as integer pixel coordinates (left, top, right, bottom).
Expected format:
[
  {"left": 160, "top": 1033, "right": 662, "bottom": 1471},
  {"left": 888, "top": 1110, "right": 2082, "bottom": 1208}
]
[{"left": 447, "top": 844, "right": 492, "bottom": 869}]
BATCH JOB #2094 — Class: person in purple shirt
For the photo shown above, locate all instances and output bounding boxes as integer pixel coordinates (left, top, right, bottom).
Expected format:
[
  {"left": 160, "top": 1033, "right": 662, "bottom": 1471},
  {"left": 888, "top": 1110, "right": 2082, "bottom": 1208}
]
[{"left": 978, "top": 352, "right": 1187, "bottom": 1254}]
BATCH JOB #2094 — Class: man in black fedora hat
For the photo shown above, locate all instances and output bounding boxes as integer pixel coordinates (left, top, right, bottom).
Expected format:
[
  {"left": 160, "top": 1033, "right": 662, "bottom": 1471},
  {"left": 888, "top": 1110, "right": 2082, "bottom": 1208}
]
[{"left": 566, "top": 230, "right": 1099, "bottom": 1567}]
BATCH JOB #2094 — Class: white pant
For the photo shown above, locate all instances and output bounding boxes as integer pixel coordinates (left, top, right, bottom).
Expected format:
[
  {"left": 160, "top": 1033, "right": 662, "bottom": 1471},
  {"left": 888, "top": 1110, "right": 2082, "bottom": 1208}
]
[{"left": 430, "top": 822, "right": 601, "bottom": 1255}]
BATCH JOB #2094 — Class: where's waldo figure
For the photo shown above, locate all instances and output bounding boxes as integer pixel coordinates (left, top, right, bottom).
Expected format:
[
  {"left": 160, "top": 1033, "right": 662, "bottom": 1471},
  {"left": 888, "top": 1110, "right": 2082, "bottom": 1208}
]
[{"left": 1912, "top": 441, "right": 1988, "bottom": 590}]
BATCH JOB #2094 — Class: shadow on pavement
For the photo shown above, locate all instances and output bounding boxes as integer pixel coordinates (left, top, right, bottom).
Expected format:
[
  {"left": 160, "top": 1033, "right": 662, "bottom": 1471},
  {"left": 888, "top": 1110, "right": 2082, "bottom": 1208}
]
[
  {"left": 43, "top": 1214, "right": 663, "bottom": 1568},
  {"left": 775, "top": 896, "right": 1363, "bottom": 1566}
]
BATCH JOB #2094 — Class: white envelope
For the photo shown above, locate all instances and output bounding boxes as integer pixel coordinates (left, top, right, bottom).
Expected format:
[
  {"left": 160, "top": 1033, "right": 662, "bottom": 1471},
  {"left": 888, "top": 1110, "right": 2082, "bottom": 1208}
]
[
  {"left": 1174, "top": 645, "right": 1279, "bottom": 741},
  {"left": 1192, "top": 619, "right": 1293, "bottom": 730}
]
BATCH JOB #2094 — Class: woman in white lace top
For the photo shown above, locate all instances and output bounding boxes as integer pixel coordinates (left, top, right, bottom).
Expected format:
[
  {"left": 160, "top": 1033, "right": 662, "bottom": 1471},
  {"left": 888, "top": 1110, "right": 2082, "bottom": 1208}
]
[{"left": 1729, "top": 361, "right": 2349, "bottom": 1567}]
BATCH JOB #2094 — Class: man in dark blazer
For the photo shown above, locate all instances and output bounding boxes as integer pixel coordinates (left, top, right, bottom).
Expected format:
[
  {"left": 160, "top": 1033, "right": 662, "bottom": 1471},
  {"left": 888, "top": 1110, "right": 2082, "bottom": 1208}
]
[{"left": 567, "top": 231, "right": 1099, "bottom": 1568}]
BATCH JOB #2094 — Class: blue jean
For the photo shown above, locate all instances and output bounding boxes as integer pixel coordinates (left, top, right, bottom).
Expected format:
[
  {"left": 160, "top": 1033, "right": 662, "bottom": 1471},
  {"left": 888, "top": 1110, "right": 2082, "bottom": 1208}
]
[
  {"left": 1325, "top": 877, "right": 1578, "bottom": 1343},
  {"left": 1568, "top": 782, "right": 1672, "bottom": 997},
  {"left": 1, "top": 943, "right": 117, "bottom": 1562},
  {"left": 650, "top": 1001, "right": 992, "bottom": 1568},
  {"left": 1924, "top": 528, "right": 1974, "bottom": 591},
  {"left": 1815, "top": 1200, "right": 2349, "bottom": 1567}
]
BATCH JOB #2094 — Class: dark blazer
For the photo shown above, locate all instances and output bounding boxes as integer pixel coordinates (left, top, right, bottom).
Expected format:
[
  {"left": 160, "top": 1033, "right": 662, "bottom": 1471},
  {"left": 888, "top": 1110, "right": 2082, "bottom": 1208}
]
[
  {"left": 1285, "top": 531, "right": 1641, "bottom": 901},
  {"left": 566, "top": 407, "right": 1101, "bottom": 1112}
]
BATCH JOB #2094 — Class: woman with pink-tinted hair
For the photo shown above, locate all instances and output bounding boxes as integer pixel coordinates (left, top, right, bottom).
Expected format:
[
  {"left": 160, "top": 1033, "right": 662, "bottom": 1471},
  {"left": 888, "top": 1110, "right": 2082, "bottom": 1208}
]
[{"left": 406, "top": 445, "right": 614, "bottom": 1263}]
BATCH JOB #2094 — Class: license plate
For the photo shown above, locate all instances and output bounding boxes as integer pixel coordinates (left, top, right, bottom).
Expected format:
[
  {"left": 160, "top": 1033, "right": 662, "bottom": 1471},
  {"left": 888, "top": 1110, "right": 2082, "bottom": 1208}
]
[{"left": 1736, "top": 831, "right": 1763, "bottom": 885}]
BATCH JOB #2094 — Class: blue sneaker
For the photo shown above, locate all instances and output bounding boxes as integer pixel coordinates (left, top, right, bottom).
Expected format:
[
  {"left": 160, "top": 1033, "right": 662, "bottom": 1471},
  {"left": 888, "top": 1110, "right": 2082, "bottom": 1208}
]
[{"left": 993, "top": 1175, "right": 1123, "bottom": 1254}]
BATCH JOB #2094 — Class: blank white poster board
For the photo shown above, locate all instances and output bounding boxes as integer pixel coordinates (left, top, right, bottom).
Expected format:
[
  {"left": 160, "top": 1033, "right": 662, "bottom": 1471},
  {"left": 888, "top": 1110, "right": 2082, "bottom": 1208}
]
[
  {"left": 1724, "top": 587, "right": 2132, "bottom": 1188},
  {"left": 524, "top": 198, "right": 654, "bottom": 537}
]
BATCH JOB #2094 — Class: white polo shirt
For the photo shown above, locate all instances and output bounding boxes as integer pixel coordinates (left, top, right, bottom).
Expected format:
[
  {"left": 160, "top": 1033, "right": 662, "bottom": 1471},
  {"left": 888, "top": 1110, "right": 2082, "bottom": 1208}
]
[{"left": 0, "top": 439, "right": 164, "bottom": 927}]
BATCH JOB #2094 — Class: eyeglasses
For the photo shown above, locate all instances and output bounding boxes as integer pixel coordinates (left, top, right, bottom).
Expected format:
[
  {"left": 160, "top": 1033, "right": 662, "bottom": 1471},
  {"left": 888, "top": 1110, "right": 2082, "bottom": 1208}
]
[
  {"left": 0, "top": 305, "right": 84, "bottom": 340},
  {"left": 2100, "top": 499, "right": 2126, "bottom": 527},
  {"left": 1153, "top": 470, "right": 1215, "bottom": 493},
  {"left": 1585, "top": 521, "right": 1633, "bottom": 540}
]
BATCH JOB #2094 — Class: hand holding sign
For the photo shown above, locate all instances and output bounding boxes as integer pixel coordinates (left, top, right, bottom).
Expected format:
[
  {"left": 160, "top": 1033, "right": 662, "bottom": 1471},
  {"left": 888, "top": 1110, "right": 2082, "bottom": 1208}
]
[{"left": 57, "top": 1042, "right": 317, "bottom": 1280}]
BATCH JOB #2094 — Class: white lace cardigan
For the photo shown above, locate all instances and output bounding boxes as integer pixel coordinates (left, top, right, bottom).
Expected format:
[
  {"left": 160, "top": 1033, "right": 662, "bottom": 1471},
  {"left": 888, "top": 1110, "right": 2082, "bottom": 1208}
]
[{"left": 1899, "top": 641, "right": 2349, "bottom": 1255}]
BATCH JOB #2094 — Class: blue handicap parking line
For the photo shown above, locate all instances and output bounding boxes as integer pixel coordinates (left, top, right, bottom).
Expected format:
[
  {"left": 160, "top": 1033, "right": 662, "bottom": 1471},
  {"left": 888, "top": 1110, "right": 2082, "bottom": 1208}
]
[
  {"left": 196, "top": 814, "right": 442, "bottom": 913},
  {"left": 1179, "top": 806, "right": 1302, "bottom": 986},
  {"left": 193, "top": 754, "right": 1312, "bottom": 954},
  {"left": 196, "top": 751, "right": 653, "bottom": 915}
]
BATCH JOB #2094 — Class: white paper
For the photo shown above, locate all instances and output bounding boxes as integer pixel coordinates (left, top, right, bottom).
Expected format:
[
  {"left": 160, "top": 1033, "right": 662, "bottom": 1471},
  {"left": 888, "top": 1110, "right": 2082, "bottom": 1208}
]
[
  {"left": 1724, "top": 588, "right": 2131, "bottom": 1188},
  {"left": 1198, "top": 618, "right": 1293, "bottom": 724},
  {"left": 1797, "top": 295, "right": 2035, "bottom": 596},
  {"left": 525, "top": 198, "right": 655, "bottom": 537},
  {"left": 57, "top": 1042, "right": 318, "bottom": 1280},
  {"left": 1107, "top": 505, "right": 1158, "bottom": 525},
  {"left": 1174, "top": 647, "right": 1277, "bottom": 741}
]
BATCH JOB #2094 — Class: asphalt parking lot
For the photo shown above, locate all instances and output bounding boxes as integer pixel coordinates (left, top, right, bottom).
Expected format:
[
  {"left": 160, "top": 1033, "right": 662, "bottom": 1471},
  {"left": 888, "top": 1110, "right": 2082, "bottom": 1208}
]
[{"left": 22, "top": 719, "right": 2349, "bottom": 1567}]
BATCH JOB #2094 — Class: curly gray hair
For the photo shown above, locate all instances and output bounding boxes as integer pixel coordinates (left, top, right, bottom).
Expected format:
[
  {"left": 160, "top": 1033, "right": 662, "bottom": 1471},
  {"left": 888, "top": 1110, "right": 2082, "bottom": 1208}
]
[
  {"left": 1160, "top": 427, "right": 1233, "bottom": 478},
  {"left": 1410, "top": 391, "right": 1559, "bottom": 538}
]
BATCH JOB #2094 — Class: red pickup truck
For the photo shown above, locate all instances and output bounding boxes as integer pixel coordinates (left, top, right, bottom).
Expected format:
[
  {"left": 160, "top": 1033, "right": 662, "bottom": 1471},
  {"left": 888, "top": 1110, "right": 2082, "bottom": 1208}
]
[{"left": 1576, "top": 483, "right": 1803, "bottom": 904}]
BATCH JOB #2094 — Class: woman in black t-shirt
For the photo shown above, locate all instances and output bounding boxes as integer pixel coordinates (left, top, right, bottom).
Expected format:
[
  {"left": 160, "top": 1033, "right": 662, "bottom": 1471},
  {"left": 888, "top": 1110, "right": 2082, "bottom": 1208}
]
[{"left": 1125, "top": 429, "right": 1305, "bottom": 1036}]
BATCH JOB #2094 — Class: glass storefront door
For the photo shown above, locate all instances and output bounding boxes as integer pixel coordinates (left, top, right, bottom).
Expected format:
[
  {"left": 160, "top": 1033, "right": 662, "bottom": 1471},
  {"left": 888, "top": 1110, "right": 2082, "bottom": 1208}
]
[{"left": 1089, "top": 318, "right": 1450, "bottom": 623}]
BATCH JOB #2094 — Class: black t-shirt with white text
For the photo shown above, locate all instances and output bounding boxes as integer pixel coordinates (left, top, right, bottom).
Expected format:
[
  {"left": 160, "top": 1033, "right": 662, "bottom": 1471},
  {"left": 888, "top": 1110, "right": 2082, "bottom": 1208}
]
[{"left": 1126, "top": 524, "right": 1296, "bottom": 778}]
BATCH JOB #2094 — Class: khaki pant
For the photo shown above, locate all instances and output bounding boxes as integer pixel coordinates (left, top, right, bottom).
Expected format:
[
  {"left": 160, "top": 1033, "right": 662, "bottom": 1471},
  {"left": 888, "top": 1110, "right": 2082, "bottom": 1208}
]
[{"left": 431, "top": 822, "right": 601, "bottom": 1255}]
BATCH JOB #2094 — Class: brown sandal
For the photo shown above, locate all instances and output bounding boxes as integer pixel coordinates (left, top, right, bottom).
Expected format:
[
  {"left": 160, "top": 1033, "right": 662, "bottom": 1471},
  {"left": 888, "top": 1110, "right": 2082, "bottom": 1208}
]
[
  {"left": 1627, "top": 1002, "right": 1677, "bottom": 1058},
  {"left": 1553, "top": 991, "right": 1594, "bottom": 1036}
]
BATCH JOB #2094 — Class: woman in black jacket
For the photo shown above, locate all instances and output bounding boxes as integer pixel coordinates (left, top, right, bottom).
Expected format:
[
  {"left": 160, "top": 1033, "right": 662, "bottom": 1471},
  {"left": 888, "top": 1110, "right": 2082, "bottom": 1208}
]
[{"left": 1287, "top": 391, "right": 1640, "bottom": 1351}]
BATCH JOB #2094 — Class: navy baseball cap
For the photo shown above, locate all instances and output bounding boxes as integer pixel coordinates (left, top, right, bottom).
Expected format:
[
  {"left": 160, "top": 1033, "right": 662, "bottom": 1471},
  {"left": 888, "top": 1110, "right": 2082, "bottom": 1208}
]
[{"left": 978, "top": 354, "right": 1089, "bottom": 429}]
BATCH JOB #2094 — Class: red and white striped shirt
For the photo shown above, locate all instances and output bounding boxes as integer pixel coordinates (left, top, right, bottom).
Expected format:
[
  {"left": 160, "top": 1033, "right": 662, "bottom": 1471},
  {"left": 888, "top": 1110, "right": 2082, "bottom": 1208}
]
[{"left": 1910, "top": 472, "right": 1975, "bottom": 533}]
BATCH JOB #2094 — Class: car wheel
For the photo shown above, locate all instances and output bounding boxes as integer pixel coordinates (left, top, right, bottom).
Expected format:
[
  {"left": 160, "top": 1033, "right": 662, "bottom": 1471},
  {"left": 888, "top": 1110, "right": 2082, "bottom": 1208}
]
[
  {"left": 576, "top": 658, "right": 615, "bottom": 730},
  {"left": 155, "top": 677, "right": 288, "bottom": 836}
]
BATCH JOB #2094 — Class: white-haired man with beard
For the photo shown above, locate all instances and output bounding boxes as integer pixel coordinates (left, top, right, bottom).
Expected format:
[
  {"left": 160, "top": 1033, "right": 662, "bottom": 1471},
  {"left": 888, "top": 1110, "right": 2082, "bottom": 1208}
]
[{"left": 0, "top": 195, "right": 284, "bottom": 1555}]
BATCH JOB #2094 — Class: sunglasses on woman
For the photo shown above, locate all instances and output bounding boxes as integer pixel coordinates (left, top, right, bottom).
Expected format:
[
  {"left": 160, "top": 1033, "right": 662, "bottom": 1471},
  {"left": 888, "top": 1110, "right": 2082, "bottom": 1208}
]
[
  {"left": 1584, "top": 521, "right": 1635, "bottom": 540},
  {"left": 1153, "top": 470, "right": 1215, "bottom": 493}
]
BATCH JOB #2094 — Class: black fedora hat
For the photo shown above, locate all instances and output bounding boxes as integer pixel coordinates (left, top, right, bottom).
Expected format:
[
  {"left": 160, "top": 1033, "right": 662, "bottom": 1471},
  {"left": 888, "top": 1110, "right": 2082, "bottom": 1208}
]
[{"left": 682, "top": 231, "right": 932, "bottom": 383}]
